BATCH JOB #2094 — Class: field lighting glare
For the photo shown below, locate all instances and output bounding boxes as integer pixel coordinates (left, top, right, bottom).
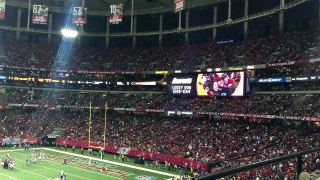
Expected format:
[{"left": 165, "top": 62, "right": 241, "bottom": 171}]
[{"left": 61, "top": 28, "right": 78, "bottom": 38}]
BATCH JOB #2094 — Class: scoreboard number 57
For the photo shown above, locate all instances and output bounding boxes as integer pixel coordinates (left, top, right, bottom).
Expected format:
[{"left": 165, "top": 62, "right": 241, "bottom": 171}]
[{"left": 73, "top": 7, "right": 83, "bottom": 16}]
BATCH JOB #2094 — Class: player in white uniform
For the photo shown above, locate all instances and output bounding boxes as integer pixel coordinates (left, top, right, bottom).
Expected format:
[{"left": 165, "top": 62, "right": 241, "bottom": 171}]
[{"left": 9, "top": 159, "right": 14, "bottom": 170}]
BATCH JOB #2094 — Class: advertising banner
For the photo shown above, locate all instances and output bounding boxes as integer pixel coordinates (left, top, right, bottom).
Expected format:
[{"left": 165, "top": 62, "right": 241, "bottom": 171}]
[{"left": 254, "top": 77, "right": 287, "bottom": 83}]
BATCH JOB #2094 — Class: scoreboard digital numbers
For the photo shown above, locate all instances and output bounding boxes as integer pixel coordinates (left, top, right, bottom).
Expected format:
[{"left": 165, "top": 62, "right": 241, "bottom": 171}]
[
  {"left": 109, "top": 4, "right": 123, "bottom": 24},
  {"left": 32, "top": 4, "right": 49, "bottom": 25},
  {"left": 174, "top": 0, "right": 185, "bottom": 12},
  {"left": 72, "top": 7, "right": 87, "bottom": 25}
]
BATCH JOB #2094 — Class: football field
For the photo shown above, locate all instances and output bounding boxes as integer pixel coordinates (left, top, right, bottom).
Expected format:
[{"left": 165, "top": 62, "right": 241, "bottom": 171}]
[{"left": 0, "top": 147, "right": 177, "bottom": 180}]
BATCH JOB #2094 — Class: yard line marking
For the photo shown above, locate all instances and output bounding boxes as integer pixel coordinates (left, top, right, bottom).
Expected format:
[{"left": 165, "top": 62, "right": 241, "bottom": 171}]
[
  {"left": 12, "top": 152, "right": 92, "bottom": 180},
  {"left": 34, "top": 163, "right": 92, "bottom": 180},
  {"left": 12, "top": 151, "right": 122, "bottom": 180},
  {"left": 49, "top": 155, "right": 131, "bottom": 177},
  {"left": 43, "top": 147, "right": 178, "bottom": 178},
  {"left": 0, "top": 172, "right": 19, "bottom": 180},
  {"left": 14, "top": 167, "right": 52, "bottom": 180},
  {"left": 46, "top": 157, "right": 122, "bottom": 180}
]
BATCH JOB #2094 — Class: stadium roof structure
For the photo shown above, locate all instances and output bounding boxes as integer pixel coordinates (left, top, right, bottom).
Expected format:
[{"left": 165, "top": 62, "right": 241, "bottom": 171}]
[{"left": 7, "top": 0, "right": 227, "bottom": 15}]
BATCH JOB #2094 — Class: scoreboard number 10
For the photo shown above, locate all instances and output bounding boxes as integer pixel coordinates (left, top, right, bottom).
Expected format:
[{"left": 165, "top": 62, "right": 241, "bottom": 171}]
[{"left": 110, "top": 5, "right": 117, "bottom": 15}]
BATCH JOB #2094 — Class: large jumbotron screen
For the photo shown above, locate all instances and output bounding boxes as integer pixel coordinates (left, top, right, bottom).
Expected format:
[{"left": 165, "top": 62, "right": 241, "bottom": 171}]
[{"left": 167, "top": 71, "right": 245, "bottom": 97}]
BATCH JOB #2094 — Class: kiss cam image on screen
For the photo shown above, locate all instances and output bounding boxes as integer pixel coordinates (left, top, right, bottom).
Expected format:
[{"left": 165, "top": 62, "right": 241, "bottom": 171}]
[{"left": 167, "top": 71, "right": 245, "bottom": 97}]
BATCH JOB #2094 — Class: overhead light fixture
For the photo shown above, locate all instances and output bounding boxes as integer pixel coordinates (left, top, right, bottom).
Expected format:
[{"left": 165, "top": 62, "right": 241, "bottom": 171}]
[{"left": 61, "top": 28, "right": 78, "bottom": 38}]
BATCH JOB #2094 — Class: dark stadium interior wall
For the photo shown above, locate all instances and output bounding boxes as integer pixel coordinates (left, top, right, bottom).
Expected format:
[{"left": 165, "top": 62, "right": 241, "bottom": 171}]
[
  {"left": 216, "top": 2, "right": 227, "bottom": 22},
  {"left": 0, "top": 5, "right": 17, "bottom": 26},
  {"left": 109, "top": 37, "right": 132, "bottom": 48},
  {"left": 52, "top": 13, "right": 65, "bottom": 31},
  {"left": 189, "top": 29, "right": 212, "bottom": 44},
  {"left": 109, "top": 16, "right": 131, "bottom": 33},
  {"left": 137, "top": 36, "right": 158, "bottom": 48},
  {"left": 137, "top": 14, "right": 160, "bottom": 32},
  {"left": 81, "top": 36, "right": 105, "bottom": 48},
  {"left": 248, "top": 14, "right": 279, "bottom": 37},
  {"left": 189, "top": 6, "right": 213, "bottom": 27},
  {"left": 229, "top": 0, "right": 244, "bottom": 20},
  {"left": 249, "top": 0, "right": 279, "bottom": 14},
  {"left": 84, "top": 15, "right": 106, "bottom": 33},
  {"left": 216, "top": 22, "right": 244, "bottom": 40},
  {"left": 163, "top": 12, "right": 184, "bottom": 30},
  {"left": 163, "top": 33, "right": 185, "bottom": 46},
  {"left": 284, "top": 0, "right": 318, "bottom": 32}
]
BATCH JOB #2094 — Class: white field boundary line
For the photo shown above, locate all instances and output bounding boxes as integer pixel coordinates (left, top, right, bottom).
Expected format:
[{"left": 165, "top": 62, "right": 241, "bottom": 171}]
[
  {"left": 0, "top": 172, "right": 19, "bottom": 180},
  {"left": 0, "top": 148, "right": 42, "bottom": 153},
  {"left": 43, "top": 147, "right": 179, "bottom": 178},
  {"left": 12, "top": 152, "right": 92, "bottom": 180}
]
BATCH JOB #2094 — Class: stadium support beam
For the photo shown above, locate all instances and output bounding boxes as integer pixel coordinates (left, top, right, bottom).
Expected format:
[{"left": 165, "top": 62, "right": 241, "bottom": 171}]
[
  {"left": 159, "top": 15, "right": 163, "bottom": 48},
  {"left": 106, "top": 19, "right": 110, "bottom": 48},
  {"left": 16, "top": 9, "right": 21, "bottom": 41},
  {"left": 132, "top": 16, "right": 137, "bottom": 48},
  {"left": 213, "top": 6, "right": 218, "bottom": 42},
  {"left": 76, "top": 0, "right": 86, "bottom": 46},
  {"left": 228, "top": 0, "right": 231, "bottom": 21},
  {"left": 244, "top": 0, "right": 249, "bottom": 39},
  {"left": 130, "top": 0, "right": 134, "bottom": 34},
  {"left": 27, "top": 0, "right": 31, "bottom": 30},
  {"left": 185, "top": 10, "right": 190, "bottom": 45},
  {"left": 47, "top": 13, "right": 53, "bottom": 44},
  {"left": 279, "top": 0, "right": 285, "bottom": 35}
]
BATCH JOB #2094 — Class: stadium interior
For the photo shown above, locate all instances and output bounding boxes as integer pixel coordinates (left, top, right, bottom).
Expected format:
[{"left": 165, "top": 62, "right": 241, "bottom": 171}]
[{"left": 0, "top": 0, "right": 320, "bottom": 180}]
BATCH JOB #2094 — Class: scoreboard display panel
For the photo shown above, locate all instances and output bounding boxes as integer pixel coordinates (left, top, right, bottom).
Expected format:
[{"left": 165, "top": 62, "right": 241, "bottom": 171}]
[{"left": 167, "top": 71, "right": 245, "bottom": 97}]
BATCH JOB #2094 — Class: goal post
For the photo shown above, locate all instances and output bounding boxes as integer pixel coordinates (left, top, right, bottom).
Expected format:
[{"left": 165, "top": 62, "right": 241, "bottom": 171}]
[{"left": 88, "top": 102, "right": 107, "bottom": 150}]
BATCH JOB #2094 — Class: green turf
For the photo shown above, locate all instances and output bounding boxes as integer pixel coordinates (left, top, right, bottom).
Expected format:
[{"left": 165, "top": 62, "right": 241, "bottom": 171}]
[{"left": 0, "top": 148, "right": 176, "bottom": 180}]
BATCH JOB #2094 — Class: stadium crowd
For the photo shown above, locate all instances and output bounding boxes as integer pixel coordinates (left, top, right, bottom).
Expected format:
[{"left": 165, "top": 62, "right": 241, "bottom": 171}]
[
  {"left": 0, "top": 109, "right": 320, "bottom": 179},
  {"left": 2, "top": 29, "right": 319, "bottom": 71},
  {"left": 2, "top": 88, "right": 319, "bottom": 118}
]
